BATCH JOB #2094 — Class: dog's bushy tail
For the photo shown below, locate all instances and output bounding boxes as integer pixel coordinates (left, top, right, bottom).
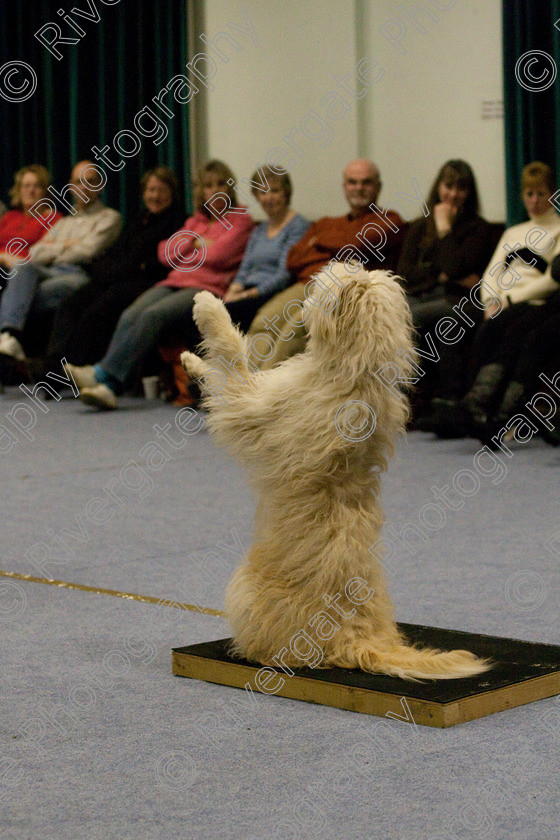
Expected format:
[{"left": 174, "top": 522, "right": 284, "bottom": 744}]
[{"left": 331, "top": 640, "right": 491, "bottom": 681}]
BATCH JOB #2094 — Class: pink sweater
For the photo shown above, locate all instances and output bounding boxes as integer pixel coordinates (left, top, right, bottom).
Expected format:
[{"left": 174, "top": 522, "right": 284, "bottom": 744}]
[{"left": 157, "top": 208, "right": 254, "bottom": 296}]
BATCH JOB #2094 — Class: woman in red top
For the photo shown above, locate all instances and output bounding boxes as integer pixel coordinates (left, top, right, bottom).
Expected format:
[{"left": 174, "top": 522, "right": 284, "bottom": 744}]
[{"left": 0, "top": 165, "right": 61, "bottom": 274}]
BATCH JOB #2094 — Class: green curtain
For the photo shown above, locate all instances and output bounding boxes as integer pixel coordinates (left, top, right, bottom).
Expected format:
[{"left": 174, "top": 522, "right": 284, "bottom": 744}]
[
  {"left": 502, "top": 0, "right": 560, "bottom": 224},
  {"left": 0, "top": 0, "right": 191, "bottom": 220}
]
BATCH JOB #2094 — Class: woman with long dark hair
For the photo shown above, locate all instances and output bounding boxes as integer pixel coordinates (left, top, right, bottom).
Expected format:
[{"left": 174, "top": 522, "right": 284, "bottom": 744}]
[{"left": 397, "top": 159, "right": 496, "bottom": 434}]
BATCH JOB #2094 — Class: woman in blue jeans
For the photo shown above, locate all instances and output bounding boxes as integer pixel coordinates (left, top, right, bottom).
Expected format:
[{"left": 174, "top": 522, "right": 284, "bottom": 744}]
[{"left": 67, "top": 160, "right": 254, "bottom": 409}]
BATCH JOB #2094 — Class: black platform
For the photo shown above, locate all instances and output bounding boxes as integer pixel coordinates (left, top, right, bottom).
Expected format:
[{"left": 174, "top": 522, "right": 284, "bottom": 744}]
[{"left": 172, "top": 623, "right": 560, "bottom": 727}]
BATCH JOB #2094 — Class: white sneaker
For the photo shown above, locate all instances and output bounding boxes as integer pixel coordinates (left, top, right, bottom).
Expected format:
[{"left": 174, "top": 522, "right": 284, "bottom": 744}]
[
  {"left": 80, "top": 383, "right": 117, "bottom": 410},
  {"left": 0, "top": 331, "right": 26, "bottom": 361},
  {"left": 64, "top": 363, "right": 97, "bottom": 390}
]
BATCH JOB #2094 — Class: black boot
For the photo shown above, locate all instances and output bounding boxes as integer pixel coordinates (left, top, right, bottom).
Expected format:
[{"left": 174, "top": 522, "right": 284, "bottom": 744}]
[
  {"left": 480, "top": 382, "right": 560, "bottom": 449},
  {"left": 476, "top": 381, "right": 525, "bottom": 448},
  {"left": 497, "top": 382, "right": 560, "bottom": 447},
  {"left": 431, "top": 398, "right": 469, "bottom": 438},
  {"left": 462, "top": 363, "right": 506, "bottom": 429},
  {"left": 496, "top": 381, "right": 525, "bottom": 419}
]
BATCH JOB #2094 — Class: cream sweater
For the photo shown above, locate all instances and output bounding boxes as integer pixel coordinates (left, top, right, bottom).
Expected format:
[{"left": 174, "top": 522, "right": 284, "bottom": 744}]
[{"left": 480, "top": 207, "right": 560, "bottom": 306}]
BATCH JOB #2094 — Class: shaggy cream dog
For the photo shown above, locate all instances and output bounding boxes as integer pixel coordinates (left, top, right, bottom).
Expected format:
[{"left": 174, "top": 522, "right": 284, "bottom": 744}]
[{"left": 181, "top": 264, "right": 490, "bottom": 680}]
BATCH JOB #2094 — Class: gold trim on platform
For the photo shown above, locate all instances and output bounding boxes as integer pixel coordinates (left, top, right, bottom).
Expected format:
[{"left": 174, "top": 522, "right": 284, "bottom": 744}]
[
  {"left": 172, "top": 648, "right": 560, "bottom": 728},
  {"left": 0, "top": 569, "right": 225, "bottom": 617}
]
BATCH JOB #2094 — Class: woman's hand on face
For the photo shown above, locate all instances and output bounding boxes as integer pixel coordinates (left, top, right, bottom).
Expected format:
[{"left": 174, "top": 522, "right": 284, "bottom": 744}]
[
  {"left": 433, "top": 202, "right": 457, "bottom": 236},
  {"left": 483, "top": 298, "right": 504, "bottom": 320}
]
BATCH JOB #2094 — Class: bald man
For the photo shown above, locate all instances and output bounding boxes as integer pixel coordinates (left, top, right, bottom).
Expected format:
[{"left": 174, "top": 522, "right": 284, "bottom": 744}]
[
  {"left": 247, "top": 159, "right": 406, "bottom": 369},
  {"left": 0, "top": 161, "right": 121, "bottom": 362}
]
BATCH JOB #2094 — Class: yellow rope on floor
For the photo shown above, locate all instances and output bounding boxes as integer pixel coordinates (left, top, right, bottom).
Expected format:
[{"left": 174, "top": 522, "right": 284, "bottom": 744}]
[{"left": 0, "top": 569, "right": 225, "bottom": 617}]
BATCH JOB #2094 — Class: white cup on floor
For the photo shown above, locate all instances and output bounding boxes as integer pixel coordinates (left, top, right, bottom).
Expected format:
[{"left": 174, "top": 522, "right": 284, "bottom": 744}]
[{"left": 142, "top": 375, "right": 160, "bottom": 400}]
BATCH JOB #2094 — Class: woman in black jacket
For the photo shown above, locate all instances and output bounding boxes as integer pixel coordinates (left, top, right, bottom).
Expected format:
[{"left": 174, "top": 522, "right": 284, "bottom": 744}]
[
  {"left": 397, "top": 160, "right": 496, "bottom": 434},
  {"left": 39, "top": 166, "right": 184, "bottom": 368}
]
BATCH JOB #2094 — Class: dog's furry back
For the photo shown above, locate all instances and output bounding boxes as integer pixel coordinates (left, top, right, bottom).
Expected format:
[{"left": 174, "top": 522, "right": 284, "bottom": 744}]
[{"left": 182, "top": 264, "right": 490, "bottom": 680}]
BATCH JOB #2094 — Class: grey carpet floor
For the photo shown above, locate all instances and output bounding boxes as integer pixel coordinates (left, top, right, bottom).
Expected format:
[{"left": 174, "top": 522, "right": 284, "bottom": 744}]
[{"left": 1, "top": 386, "right": 559, "bottom": 840}]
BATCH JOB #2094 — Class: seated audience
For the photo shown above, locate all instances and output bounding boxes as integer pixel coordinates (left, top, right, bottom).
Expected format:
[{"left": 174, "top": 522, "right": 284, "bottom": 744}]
[
  {"left": 0, "top": 160, "right": 121, "bottom": 362},
  {"left": 187, "top": 166, "right": 309, "bottom": 345},
  {"left": 66, "top": 159, "right": 254, "bottom": 410},
  {"left": 473, "top": 283, "right": 560, "bottom": 447},
  {"left": 33, "top": 166, "right": 184, "bottom": 375},
  {"left": 0, "top": 164, "right": 61, "bottom": 275},
  {"left": 245, "top": 158, "right": 406, "bottom": 368},
  {"left": 397, "top": 159, "right": 496, "bottom": 435},
  {"left": 463, "top": 161, "right": 560, "bottom": 441}
]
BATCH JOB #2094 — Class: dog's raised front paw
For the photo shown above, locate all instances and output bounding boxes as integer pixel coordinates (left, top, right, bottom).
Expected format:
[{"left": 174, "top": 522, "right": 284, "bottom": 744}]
[
  {"left": 192, "top": 291, "right": 231, "bottom": 333},
  {"left": 181, "top": 350, "right": 209, "bottom": 380}
]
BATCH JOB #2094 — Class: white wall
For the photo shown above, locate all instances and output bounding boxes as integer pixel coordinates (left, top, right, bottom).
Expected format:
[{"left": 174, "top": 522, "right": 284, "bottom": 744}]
[
  {"left": 358, "top": 0, "right": 505, "bottom": 221},
  {"left": 196, "top": 0, "right": 505, "bottom": 222},
  {"left": 199, "top": 0, "right": 359, "bottom": 220}
]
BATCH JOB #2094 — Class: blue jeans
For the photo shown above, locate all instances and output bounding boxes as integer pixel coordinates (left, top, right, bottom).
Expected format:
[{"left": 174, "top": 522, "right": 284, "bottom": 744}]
[
  {"left": 100, "top": 285, "right": 201, "bottom": 387},
  {"left": 0, "top": 262, "right": 89, "bottom": 331}
]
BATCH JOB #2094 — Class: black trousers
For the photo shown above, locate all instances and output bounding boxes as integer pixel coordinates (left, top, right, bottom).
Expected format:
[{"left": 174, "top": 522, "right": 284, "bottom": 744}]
[
  {"left": 47, "top": 279, "right": 153, "bottom": 366},
  {"left": 472, "top": 293, "right": 560, "bottom": 388},
  {"left": 408, "top": 287, "right": 481, "bottom": 401}
]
